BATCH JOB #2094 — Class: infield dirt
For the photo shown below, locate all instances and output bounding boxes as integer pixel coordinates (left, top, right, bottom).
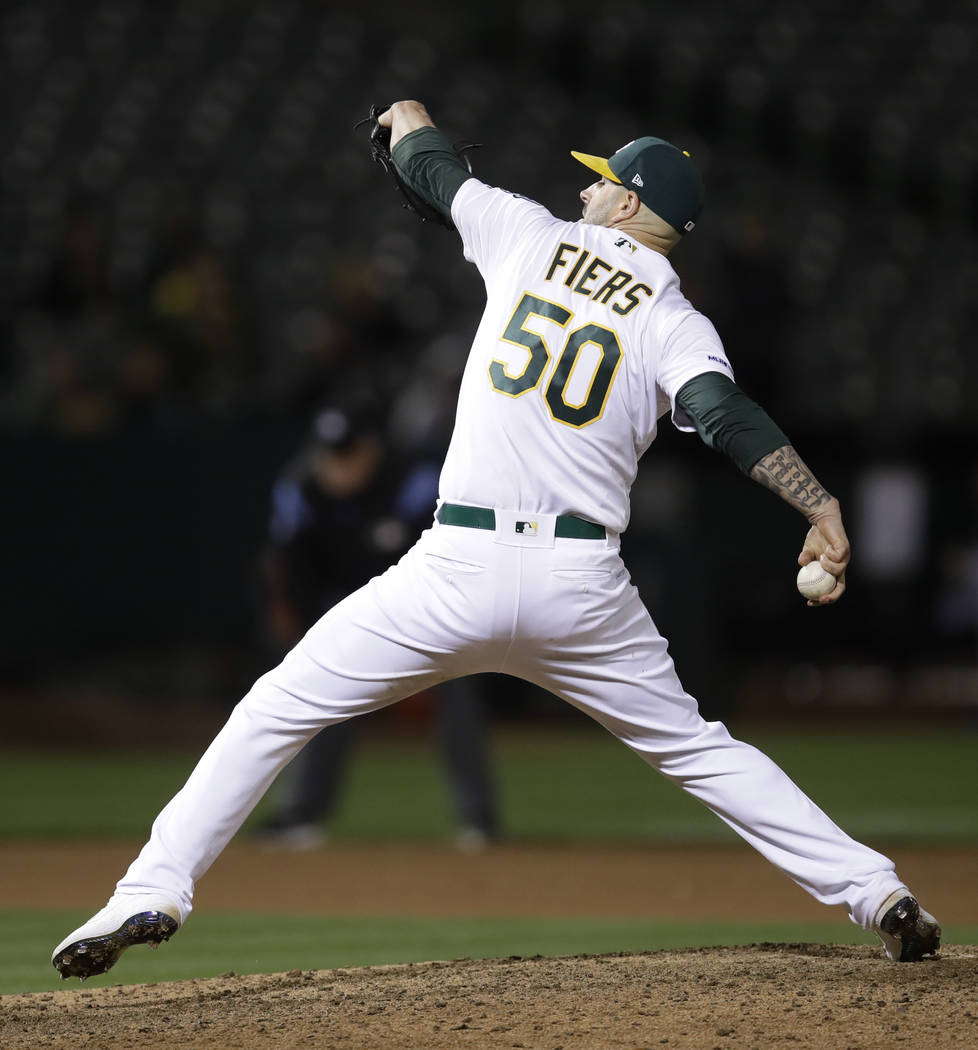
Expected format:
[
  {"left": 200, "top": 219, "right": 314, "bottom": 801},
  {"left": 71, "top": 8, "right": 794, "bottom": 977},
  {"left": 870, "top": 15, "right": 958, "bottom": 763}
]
[{"left": 4, "top": 841, "right": 976, "bottom": 1048}]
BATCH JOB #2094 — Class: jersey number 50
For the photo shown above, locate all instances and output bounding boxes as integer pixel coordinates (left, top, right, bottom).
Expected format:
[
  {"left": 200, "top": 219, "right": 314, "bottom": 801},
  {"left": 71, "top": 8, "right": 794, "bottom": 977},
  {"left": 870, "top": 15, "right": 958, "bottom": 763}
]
[{"left": 489, "top": 293, "right": 623, "bottom": 428}]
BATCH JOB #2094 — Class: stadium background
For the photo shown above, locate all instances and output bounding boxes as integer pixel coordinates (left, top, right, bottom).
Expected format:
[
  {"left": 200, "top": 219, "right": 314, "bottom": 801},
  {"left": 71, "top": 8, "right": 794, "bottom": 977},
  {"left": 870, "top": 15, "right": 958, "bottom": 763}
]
[{"left": 1, "top": 0, "right": 977, "bottom": 1010}]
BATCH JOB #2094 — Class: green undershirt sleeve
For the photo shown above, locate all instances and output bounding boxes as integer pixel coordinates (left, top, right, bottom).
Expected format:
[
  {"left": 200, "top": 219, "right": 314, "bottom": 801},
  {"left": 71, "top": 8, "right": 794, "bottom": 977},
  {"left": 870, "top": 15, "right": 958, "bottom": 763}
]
[
  {"left": 391, "top": 126, "right": 474, "bottom": 222},
  {"left": 676, "top": 372, "right": 791, "bottom": 474}
]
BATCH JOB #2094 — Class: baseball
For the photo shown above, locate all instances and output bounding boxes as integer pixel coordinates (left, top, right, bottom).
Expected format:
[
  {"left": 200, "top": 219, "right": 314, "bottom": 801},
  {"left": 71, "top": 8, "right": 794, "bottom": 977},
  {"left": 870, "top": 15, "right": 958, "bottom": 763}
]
[{"left": 796, "top": 560, "right": 835, "bottom": 599}]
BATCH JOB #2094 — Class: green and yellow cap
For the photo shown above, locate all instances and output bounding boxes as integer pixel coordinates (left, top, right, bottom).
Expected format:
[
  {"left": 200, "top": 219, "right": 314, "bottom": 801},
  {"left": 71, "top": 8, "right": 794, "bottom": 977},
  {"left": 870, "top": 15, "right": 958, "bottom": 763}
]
[{"left": 571, "top": 136, "right": 705, "bottom": 234}]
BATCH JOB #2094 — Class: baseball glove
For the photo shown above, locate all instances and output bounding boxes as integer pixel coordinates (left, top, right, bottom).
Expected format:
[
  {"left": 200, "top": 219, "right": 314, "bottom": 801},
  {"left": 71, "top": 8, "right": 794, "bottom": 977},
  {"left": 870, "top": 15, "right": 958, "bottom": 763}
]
[{"left": 354, "top": 104, "right": 480, "bottom": 229}]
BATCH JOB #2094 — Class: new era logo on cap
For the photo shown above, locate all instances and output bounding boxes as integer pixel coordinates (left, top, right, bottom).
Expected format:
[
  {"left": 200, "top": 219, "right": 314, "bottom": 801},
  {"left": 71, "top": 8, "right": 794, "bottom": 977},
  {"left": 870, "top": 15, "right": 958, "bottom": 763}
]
[{"left": 631, "top": 173, "right": 644, "bottom": 187}]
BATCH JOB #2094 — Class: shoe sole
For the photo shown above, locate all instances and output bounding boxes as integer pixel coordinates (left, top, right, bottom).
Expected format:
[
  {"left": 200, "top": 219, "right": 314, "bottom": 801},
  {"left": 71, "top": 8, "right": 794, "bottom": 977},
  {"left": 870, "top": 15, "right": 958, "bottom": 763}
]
[
  {"left": 53, "top": 910, "right": 179, "bottom": 980},
  {"left": 879, "top": 896, "right": 941, "bottom": 962}
]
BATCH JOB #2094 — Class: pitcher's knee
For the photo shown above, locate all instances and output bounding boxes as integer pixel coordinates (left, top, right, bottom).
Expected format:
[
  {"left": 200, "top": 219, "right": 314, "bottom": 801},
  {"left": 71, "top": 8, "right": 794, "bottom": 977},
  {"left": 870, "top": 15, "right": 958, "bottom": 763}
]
[{"left": 627, "top": 718, "right": 740, "bottom": 773}]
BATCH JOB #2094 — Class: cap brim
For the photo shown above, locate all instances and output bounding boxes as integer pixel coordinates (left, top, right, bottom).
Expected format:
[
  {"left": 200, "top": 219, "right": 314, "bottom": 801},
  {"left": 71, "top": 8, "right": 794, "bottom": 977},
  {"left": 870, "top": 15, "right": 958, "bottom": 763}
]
[{"left": 570, "top": 151, "right": 621, "bottom": 183}]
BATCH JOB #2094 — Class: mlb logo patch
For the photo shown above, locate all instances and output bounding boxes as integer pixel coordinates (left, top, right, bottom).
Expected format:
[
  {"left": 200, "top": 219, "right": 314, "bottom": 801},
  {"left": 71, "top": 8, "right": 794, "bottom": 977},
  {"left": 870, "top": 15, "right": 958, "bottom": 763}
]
[{"left": 495, "top": 509, "right": 556, "bottom": 547}]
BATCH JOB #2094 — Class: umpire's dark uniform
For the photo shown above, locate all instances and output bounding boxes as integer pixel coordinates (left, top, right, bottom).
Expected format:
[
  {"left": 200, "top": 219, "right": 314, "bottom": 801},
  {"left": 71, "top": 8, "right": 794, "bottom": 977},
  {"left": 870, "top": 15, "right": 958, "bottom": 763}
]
[{"left": 258, "top": 406, "right": 497, "bottom": 847}]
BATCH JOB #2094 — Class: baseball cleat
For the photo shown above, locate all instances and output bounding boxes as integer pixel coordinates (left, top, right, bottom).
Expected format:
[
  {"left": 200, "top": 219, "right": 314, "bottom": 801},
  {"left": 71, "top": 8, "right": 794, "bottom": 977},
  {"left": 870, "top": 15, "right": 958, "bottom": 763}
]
[
  {"left": 52, "top": 894, "right": 181, "bottom": 980},
  {"left": 873, "top": 891, "right": 941, "bottom": 962}
]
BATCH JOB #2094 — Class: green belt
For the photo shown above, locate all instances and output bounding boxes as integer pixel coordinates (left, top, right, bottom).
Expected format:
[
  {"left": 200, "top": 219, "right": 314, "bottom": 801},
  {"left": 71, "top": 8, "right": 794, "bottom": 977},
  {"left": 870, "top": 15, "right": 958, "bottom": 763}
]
[{"left": 436, "top": 503, "right": 606, "bottom": 540}]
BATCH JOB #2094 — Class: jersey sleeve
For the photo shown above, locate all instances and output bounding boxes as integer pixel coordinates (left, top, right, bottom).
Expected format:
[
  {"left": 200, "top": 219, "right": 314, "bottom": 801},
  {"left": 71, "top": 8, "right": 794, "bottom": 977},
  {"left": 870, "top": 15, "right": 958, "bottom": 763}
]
[
  {"left": 653, "top": 308, "right": 735, "bottom": 433},
  {"left": 390, "top": 126, "right": 473, "bottom": 221},
  {"left": 450, "top": 179, "right": 561, "bottom": 276}
]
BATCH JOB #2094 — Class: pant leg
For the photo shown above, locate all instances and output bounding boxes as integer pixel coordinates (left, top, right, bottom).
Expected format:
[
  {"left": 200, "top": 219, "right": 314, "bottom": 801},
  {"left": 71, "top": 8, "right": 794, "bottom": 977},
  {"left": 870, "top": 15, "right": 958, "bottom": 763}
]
[
  {"left": 116, "top": 532, "right": 499, "bottom": 920},
  {"left": 274, "top": 717, "right": 361, "bottom": 826},
  {"left": 508, "top": 539, "right": 905, "bottom": 931}
]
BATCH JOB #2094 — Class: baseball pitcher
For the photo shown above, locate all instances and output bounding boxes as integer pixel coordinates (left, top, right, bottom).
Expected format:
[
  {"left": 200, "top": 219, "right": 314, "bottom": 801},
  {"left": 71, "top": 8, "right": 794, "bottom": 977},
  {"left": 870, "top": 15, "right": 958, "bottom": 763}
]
[{"left": 52, "top": 100, "right": 940, "bottom": 979}]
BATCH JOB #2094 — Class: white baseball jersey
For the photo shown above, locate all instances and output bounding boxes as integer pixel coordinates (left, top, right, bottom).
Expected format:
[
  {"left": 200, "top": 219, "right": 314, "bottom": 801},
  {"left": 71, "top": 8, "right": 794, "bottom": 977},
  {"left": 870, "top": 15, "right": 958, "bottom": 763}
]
[{"left": 440, "top": 178, "right": 734, "bottom": 535}]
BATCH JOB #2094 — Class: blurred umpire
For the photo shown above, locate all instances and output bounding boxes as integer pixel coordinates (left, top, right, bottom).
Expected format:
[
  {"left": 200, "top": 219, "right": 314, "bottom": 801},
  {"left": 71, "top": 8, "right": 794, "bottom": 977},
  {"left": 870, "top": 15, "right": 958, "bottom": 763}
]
[{"left": 256, "top": 400, "right": 498, "bottom": 850}]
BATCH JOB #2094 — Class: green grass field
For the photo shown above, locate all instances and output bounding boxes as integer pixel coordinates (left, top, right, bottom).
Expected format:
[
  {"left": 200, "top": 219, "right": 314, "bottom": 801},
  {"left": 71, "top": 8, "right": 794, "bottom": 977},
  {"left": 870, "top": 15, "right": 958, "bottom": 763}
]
[
  {"left": 8, "top": 911, "right": 899, "bottom": 995},
  {"left": 2, "top": 723, "right": 975, "bottom": 994},
  {"left": 3, "top": 724, "right": 976, "bottom": 844}
]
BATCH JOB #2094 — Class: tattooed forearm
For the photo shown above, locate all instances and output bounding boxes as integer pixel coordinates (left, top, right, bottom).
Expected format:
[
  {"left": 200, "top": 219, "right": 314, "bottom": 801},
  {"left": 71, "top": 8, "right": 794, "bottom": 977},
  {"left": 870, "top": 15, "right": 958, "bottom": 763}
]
[{"left": 749, "top": 445, "right": 834, "bottom": 517}]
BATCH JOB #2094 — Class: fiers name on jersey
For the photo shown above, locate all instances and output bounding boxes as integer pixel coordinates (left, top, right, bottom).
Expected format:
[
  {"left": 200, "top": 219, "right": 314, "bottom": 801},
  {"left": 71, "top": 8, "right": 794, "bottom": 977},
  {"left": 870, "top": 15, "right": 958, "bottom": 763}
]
[{"left": 544, "top": 241, "right": 653, "bottom": 316}]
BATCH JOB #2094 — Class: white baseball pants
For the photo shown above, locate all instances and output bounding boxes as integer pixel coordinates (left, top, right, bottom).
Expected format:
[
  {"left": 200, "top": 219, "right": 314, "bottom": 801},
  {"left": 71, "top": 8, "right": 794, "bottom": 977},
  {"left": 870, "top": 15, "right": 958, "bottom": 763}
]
[{"left": 117, "top": 515, "right": 904, "bottom": 929}]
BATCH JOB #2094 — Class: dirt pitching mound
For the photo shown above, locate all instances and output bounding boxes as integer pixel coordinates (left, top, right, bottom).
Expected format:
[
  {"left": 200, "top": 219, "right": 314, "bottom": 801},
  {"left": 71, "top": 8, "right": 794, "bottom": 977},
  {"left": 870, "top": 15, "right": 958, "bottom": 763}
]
[{"left": 4, "top": 943, "right": 974, "bottom": 1050}]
